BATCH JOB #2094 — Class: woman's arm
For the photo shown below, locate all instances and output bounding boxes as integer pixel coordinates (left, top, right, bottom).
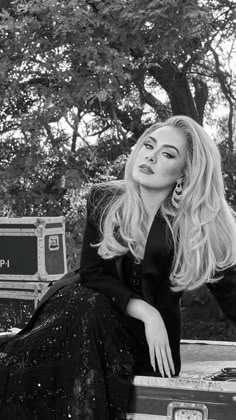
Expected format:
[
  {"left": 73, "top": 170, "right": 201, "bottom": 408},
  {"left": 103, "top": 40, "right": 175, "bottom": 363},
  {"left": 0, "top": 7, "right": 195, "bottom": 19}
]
[
  {"left": 125, "top": 296, "right": 158, "bottom": 320},
  {"left": 79, "top": 185, "right": 139, "bottom": 313},
  {"left": 126, "top": 297, "right": 175, "bottom": 377},
  {"left": 206, "top": 265, "right": 236, "bottom": 323}
]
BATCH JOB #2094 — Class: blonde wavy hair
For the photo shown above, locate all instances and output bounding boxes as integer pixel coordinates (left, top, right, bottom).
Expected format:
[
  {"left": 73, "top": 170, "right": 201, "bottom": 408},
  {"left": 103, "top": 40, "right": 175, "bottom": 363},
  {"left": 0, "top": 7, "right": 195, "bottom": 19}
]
[{"left": 91, "top": 115, "right": 236, "bottom": 291}]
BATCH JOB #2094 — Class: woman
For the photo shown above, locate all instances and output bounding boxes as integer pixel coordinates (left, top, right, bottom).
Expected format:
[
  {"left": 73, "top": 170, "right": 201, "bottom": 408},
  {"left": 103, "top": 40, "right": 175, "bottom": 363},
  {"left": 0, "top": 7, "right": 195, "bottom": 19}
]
[{"left": 0, "top": 115, "right": 236, "bottom": 419}]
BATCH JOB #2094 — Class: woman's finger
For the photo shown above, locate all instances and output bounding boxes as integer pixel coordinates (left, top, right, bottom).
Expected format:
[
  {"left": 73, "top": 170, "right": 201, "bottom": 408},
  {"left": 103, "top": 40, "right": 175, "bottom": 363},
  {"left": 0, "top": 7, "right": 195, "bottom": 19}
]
[
  {"left": 166, "top": 345, "right": 175, "bottom": 375},
  {"left": 148, "top": 344, "right": 156, "bottom": 372},
  {"left": 160, "top": 347, "right": 171, "bottom": 378},
  {"left": 154, "top": 346, "right": 164, "bottom": 377}
]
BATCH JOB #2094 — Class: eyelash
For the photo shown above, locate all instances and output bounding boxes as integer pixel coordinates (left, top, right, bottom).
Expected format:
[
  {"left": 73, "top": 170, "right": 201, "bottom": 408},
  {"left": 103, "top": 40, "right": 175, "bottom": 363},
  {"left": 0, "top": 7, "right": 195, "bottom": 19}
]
[{"left": 143, "top": 142, "right": 174, "bottom": 159}]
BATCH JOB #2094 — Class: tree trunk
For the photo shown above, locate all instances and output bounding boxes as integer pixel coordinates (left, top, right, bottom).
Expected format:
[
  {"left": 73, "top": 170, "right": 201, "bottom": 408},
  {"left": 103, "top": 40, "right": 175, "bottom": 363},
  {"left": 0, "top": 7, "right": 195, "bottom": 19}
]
[{"left": 149, "top": 60, "right": 203, "bottom": 124}]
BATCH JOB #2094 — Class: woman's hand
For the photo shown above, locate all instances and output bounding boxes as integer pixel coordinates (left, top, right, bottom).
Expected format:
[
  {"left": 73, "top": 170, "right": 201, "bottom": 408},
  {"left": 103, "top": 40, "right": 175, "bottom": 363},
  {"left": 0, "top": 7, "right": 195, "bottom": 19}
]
[
  {"left": 125, "top": 298, "right": 175, "bottom": 377},
  {"left": 143, "top": 310, "right": 175, "bottom": 378}
]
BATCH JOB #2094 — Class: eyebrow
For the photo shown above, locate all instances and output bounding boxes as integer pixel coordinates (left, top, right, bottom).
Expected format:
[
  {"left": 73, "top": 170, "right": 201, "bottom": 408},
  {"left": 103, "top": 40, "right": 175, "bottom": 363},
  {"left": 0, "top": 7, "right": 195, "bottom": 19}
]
[{"left": 147, "top": 136, "right": 180, "bottom": 155}]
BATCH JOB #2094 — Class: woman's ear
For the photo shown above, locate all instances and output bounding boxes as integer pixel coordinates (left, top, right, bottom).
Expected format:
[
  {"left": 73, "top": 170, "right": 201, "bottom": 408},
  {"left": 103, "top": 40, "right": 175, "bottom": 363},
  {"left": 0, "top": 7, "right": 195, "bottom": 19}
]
[{"left": 177, "top": 175, "right": 185, "bottom": 184}]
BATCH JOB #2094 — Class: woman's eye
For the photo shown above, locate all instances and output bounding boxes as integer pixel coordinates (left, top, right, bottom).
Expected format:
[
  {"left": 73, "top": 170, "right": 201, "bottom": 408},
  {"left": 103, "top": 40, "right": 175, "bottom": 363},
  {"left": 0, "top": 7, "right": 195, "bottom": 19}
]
[
  {"left": 144, "top": 142, "right": 153, "bottom": 149},
  {"left": 163, "top": 152, "right": 174, "bottom": 159},
  {"left": 143, "top": 143, "right": 175, "bottom": 158}
]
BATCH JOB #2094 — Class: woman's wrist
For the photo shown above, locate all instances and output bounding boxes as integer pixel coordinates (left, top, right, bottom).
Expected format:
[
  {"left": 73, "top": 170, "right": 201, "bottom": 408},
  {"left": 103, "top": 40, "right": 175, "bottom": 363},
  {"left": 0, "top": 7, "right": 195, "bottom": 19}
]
[{"left": 126, "top": 297, "right": 159, "bottom": 323}]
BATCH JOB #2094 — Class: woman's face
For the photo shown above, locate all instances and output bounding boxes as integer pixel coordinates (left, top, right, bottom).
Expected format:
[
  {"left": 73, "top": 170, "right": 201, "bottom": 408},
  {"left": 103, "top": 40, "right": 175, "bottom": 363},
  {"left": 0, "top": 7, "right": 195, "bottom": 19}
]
[{"left": 132, "top": 125, "right": 187, "bottom": 191}]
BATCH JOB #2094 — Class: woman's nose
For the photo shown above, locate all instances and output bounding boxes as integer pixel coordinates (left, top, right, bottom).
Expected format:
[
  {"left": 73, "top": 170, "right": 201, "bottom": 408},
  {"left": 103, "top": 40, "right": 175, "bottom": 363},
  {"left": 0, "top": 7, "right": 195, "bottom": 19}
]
[{"left": 146, "top": 152, "right": 156, "bottom": 163}]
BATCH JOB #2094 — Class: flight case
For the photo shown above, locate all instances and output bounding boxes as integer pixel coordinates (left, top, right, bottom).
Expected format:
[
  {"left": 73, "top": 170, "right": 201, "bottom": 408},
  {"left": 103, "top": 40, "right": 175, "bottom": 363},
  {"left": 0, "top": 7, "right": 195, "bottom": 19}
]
[
  {"left": 0, "top": 217, "right": 67, "bottom": 321},
  {"left": 128, "top": 340, "right": 236, "bottom": 419}
]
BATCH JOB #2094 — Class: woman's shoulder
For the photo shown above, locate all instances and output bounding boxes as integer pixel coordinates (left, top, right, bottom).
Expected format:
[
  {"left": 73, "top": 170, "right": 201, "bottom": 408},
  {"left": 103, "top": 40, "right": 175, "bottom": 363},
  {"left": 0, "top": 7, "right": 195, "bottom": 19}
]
[
  {"left": 88, "top": 180, "right": 125, "bottom": 202},
  {"left": 86, "top": 180, "right": 125, "bottom": 220}
]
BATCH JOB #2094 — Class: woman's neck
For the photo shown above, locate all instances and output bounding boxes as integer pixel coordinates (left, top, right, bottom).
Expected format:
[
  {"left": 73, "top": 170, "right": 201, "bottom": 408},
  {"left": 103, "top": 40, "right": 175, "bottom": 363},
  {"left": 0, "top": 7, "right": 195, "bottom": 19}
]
[{"left": 139, "top": 186, "right": 169, "bottom": 220}]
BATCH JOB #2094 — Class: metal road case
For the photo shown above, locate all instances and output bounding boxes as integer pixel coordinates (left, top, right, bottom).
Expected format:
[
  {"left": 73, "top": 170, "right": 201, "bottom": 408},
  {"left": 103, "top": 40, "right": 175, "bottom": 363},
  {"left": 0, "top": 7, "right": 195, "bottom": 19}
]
[
  {"left": 128, "top": 340, "right": 236, "bottom": 419},
  {"left": 0, "top": 217, "right": 67, "bottom": 323},
  {"left": 0, "top": 216, "right": 67, "bottom": 282}
]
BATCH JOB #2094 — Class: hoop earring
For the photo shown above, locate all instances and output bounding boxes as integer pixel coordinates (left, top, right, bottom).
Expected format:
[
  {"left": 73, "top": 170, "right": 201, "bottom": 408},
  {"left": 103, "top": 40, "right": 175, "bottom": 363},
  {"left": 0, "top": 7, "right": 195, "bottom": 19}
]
[{"left": 171, "top": 176, "right": 184, "bottom": 209}]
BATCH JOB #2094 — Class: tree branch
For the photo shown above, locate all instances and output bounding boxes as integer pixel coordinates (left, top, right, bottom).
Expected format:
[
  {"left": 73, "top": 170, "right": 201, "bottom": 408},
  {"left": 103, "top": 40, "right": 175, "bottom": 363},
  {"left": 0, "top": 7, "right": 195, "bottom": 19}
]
[
  {"left": 71, "top": 109, "right": 80, "bottom": 153},
  {"left": 210, "top": 46, "right": 235, "bottom": 152},
  {"left": 192, "top": 77, "right": 208, "bottom": 125}
]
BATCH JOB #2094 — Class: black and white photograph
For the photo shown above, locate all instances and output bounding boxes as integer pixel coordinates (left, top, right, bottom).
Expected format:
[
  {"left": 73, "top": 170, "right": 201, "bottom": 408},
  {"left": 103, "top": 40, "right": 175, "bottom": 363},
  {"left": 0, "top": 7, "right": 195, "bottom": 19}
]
[{"left": 0, "top": 0, "right": 236, "bottom": 419}]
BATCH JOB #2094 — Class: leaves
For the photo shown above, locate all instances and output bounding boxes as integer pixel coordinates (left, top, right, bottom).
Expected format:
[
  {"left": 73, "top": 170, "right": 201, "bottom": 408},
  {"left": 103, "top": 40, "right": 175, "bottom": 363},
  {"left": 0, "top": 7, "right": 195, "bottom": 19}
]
[{"left": 0, "top": 0, "right": 235, "bottom": 262}]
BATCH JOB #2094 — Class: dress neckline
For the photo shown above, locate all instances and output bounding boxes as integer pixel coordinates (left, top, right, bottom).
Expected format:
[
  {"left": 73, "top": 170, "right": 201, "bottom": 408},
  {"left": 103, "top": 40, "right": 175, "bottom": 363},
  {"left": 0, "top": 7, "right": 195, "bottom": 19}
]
[{"left": 146, "top": 207, "right": 162, "bottom": 235}]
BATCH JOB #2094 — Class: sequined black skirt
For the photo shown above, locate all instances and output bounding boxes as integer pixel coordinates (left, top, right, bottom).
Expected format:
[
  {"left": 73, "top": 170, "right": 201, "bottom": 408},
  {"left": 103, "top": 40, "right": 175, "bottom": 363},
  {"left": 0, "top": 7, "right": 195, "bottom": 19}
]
[{"left": 0, "top": 279, "right": 153, "bottom": 420}]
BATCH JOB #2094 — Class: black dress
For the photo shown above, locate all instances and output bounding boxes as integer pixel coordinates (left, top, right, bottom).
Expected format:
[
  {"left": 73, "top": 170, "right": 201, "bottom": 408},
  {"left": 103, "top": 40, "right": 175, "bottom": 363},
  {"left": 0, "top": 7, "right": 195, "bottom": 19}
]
[{"left": 0, "top": 253, "right": 155, "bottom": 420}]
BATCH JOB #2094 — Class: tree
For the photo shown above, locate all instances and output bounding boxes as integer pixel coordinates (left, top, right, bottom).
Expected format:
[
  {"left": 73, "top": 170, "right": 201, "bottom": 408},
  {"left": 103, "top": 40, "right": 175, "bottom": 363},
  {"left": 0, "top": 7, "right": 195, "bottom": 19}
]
[
  {"left": 1, "top": 1, "right": 235, "bottom": 134},
  {"left": 0, "top": 0, "right": 236, "bottom": 213}
]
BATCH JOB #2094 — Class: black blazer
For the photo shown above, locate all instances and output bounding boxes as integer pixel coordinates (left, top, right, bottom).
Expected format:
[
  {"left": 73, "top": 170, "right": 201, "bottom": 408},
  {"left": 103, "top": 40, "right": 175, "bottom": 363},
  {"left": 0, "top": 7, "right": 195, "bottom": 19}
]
[
  {"left": 79, "top": 185, "right": 178, "bottom": 308},
  {"left": 80, "top": 185, "right": 236, "bottom": 317}
]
